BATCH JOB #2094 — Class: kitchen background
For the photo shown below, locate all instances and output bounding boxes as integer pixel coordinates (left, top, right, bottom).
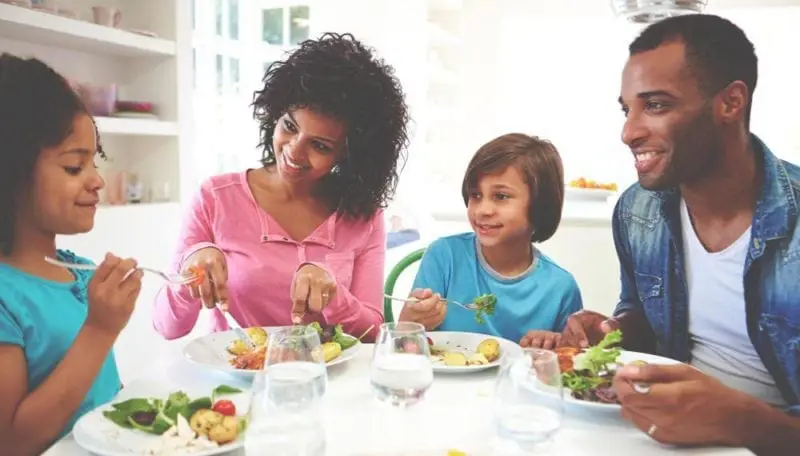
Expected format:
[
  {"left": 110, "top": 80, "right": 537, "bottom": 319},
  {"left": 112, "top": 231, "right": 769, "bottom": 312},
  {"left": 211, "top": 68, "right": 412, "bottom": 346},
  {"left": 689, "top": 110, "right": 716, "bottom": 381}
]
[{"left": 1, "top": 0, "right": 798, "bottom": 381}]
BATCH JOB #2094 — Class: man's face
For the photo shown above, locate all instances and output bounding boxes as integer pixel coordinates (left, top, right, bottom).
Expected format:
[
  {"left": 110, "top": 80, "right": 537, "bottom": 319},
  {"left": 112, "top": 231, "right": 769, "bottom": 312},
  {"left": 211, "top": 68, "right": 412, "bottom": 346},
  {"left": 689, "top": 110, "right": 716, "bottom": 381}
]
[{"left": 619, "top": 41, "right": 724, "bottom": 190}]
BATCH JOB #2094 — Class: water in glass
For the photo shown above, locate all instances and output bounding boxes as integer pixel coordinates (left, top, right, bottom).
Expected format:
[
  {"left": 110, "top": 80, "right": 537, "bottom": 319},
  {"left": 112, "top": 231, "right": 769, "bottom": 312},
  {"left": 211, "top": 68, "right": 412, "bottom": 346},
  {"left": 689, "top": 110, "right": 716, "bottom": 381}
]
[{"left": 370, "top": 322, "right": 433, "bottom": 407}]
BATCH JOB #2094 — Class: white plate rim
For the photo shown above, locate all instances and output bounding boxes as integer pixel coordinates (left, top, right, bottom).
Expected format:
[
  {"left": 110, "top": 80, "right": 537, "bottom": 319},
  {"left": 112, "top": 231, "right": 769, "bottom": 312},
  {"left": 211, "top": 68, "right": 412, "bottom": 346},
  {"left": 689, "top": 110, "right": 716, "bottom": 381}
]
[
  {"left": 529, "top": 350, "right": 683, "bottom": 411},
  {"left": 428, "top": 331, "right": 521, "bottom": 373},
  {"left": 181, "top": 326, "right": 361, "bottom": 377}
]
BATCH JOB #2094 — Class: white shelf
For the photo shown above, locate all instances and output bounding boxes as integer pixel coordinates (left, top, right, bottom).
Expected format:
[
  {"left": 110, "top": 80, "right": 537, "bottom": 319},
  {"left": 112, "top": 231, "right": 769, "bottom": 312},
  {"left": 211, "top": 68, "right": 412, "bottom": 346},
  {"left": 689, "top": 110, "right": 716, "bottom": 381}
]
[
  {"left": 0, "top": 3, "right": 176, "bottom": 57},
  {"left": 95, "top": 117, "right": 179, "bottom": 137}
]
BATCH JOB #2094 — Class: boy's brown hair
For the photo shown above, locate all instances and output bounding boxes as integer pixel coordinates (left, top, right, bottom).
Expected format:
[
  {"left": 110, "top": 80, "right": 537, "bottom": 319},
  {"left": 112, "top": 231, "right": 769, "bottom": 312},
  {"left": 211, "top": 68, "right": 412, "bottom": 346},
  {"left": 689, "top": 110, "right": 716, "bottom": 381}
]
[{"left": 461, "top": 133, "right": 565, "bottom": 243}]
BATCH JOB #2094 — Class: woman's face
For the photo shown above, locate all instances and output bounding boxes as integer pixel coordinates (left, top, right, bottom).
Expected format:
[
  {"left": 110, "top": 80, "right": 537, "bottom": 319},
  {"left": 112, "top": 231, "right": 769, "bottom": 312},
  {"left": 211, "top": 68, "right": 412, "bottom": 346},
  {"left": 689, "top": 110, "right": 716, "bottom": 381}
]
[{"left": 272, "top": 107, "right": 347, "bottom": 184}]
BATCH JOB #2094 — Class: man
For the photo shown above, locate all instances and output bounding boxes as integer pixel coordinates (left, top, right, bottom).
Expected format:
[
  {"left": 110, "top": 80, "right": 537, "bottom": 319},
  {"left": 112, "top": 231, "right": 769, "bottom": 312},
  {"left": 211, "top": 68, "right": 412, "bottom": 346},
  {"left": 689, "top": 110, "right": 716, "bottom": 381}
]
[{"left": 560, "top": 14, "right": 799, "bottom": 454}]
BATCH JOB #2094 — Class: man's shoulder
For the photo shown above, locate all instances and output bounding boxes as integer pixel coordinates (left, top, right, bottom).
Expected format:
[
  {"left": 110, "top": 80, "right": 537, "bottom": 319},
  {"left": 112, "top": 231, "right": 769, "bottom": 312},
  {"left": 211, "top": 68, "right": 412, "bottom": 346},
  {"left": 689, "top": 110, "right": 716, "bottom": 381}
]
[
  {"left": 614, "top": 182, "right": 668, "bottom": 226},
  {"left": 778, "top": 158, "right": 800, "bottom": 196}
]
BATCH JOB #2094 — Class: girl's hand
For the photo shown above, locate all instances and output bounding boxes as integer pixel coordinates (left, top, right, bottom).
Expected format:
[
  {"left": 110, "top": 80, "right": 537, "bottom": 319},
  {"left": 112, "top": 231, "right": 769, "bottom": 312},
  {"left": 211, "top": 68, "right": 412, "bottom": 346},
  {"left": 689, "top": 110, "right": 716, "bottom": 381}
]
[
  {"left": 520, "top": 330, "right": 561, "bottom": 349},
  {"left": 182, "top": 247, "right": 228, "bottom": 309},
  {"left": 290, "top": 264, "right": 336, "bottom": 324},
  {"left": 85, "top": 253, "right": 144, "bottom": 337}
]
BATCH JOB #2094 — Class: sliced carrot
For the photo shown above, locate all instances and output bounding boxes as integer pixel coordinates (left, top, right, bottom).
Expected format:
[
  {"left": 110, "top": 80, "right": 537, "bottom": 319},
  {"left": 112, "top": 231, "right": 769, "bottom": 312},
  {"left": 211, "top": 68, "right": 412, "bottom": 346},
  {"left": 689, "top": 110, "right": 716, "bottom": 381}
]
[{"left": 188, "top": 265, "right": 206, "bottom": 286}]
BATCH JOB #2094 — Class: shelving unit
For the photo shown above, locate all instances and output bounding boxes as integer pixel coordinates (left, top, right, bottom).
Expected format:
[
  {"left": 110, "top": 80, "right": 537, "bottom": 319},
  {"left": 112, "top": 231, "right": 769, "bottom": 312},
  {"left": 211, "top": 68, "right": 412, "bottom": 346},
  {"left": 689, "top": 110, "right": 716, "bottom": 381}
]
[{"left": 0, "top": 0, "right": 192, "bottom": 206}]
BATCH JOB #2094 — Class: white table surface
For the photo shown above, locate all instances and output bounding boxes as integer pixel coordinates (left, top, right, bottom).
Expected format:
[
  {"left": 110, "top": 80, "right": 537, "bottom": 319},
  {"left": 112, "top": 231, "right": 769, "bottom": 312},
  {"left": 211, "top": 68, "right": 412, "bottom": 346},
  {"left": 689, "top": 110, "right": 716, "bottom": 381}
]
[{"left": 44, "top": 344, "right": 752, "bottom": 456}]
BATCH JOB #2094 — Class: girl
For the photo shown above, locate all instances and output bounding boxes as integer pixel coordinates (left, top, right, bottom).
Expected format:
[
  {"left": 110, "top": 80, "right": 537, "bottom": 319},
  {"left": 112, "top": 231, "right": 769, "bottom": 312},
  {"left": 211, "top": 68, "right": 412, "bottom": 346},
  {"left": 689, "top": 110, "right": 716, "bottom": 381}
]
[
  {"left": 152, "top": 33, "right": 410, "bottom": 342},
  {"left": 399, "top": 133, "right": 583, "bottom": 348},
  {"left": 0, "top": 54, "right": 143, "bottom": 454}
]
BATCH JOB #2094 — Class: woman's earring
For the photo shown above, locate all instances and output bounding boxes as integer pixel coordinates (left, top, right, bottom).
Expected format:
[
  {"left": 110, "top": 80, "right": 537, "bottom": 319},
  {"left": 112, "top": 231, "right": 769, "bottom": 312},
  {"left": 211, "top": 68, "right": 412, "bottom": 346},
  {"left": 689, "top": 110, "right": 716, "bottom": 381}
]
[{"left": 330, "top": 163, "right": 341, "bottom": 174}]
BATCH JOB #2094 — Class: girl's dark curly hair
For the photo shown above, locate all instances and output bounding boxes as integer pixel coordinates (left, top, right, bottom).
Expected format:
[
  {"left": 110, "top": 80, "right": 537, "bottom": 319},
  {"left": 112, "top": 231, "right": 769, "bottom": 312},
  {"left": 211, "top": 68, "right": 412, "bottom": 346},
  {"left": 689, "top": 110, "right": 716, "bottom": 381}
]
[
  {"left": 0, "top": 53, "right": 104, "bottom": 255},
  {"left": 252, "top": 32, "right": 410, "bottom": 221}
]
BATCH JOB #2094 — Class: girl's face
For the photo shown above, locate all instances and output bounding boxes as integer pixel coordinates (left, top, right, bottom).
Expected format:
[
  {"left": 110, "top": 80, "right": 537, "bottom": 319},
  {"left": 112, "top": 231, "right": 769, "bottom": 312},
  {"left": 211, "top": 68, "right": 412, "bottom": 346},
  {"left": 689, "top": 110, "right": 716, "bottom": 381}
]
[
  {"left": 272, "top": 107, "right": 347, "bottom": 185},
  {"left": 467, "top": 165, "right": 533, "bottom": 248},
  {"left": 22, "top": 113, "right": 104, "bottom": 236}
]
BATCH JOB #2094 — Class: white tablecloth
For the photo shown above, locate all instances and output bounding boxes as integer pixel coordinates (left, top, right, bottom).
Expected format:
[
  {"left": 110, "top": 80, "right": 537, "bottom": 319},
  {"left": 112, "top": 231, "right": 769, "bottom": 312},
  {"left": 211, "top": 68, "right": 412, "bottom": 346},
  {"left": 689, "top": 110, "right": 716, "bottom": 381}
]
[{"left": 44, "top": 344, "right": 752, "bottom": 456}]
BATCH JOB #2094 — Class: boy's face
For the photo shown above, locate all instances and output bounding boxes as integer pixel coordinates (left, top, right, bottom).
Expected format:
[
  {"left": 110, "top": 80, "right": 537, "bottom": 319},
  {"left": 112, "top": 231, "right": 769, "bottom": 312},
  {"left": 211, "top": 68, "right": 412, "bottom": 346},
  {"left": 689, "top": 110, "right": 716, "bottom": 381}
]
[
  {"left": 20, "top": 113, "right": 104, "bottom": 236},
  {"left": 466, "top": 165, "right": 532, "bottom": 248}
]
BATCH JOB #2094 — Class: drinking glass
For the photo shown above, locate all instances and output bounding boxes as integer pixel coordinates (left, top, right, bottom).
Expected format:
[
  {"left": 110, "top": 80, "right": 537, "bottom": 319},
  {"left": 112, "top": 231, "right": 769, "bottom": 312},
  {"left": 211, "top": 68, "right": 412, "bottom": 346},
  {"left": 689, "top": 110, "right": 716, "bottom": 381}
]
[
  {"left": 369, "top": 321, "right": 434, "bottom": 408},
  {"left": 493, "top": 348, "right": 564, "bottom": 454},
  {"left": 245, "top": 326, "right": 327, "bottom": 455}
]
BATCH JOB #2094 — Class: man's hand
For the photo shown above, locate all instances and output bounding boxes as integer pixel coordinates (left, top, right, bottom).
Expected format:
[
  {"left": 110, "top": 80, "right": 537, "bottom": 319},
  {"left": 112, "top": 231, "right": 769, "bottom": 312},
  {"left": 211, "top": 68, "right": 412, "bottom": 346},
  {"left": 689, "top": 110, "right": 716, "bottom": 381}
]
[
  {"left": 559, "top": 310, "right": 617, "bottom": 348},
  {"left": 613, "top": 363, "right": 767, "bottom": 448}
]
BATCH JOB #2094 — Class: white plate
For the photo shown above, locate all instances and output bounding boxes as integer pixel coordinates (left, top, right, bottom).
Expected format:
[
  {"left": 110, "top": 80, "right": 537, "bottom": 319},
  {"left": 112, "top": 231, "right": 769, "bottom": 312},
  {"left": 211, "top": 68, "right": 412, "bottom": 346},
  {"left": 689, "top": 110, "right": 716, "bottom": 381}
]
[
  {"left": 428, "top": 331, "right": 521, "bottom": 373},
  {"left": 527, "top": 350, "right": 682, "bottom": 412},
  {"left": 182, "top": 326, "right": 361, "bottom": 378},
  {"left": 565, "top": 186, "right": 616, "bottom": 201},
  {"left": 73, "top": 380, "right": 250, "bottom": 456}
]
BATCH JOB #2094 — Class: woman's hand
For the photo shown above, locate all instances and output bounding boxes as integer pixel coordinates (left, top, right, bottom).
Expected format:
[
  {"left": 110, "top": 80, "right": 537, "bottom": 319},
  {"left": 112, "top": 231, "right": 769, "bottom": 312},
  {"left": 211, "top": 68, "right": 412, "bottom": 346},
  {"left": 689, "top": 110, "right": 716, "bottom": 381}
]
[
  {"left": 397, "top": 288, "right": 447, "bottom": 331},
  {"left": 85, "top": 253, "right": 144, "bottom": 337},
  {"left": 519, "top": 330, "right": 561, "bottom": 349},
  {"left": 291, "top": 264, "right": 337, "bottom": 323},
  {"left": 182, "top": 247, "right": 229, "bottom": 309}
]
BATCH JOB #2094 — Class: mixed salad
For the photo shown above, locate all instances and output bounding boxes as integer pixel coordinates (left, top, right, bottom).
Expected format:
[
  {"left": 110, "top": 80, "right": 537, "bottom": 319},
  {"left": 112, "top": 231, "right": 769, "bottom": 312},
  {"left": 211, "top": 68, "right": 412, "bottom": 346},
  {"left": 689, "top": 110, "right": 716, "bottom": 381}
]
[
  {"left": 102, "top": 384, "right": 247, "bottom": 453},
  {"left": 472, "top": 294, "right": 497, "bottom": 324},
  {"left": 559, "top": 330, "right": 627, "bottom": 404}
]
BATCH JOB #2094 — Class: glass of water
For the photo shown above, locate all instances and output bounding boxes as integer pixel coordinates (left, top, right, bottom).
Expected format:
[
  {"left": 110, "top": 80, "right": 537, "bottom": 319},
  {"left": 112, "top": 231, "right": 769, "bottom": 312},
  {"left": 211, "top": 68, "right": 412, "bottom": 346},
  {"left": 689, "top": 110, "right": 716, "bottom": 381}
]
[
  {"left": 493, "top": 348, "right": 563, "bottom": 453},
  {"left": 245, "top": 326, "right": 328, "bottom": 455},
  {"left": 369, "top": 321, "right": 434, "bottom": 408}
]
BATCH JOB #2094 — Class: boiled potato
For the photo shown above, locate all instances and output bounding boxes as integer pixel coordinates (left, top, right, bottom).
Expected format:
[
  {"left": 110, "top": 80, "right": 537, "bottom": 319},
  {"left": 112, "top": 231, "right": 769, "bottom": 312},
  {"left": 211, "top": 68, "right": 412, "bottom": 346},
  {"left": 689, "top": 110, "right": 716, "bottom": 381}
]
[
  {"left": 629, "top": 359, "right": 648, "bottom": 366},
  {"left": 322, "top": 341, "right": 342, "bottom": 363},
  {"left": 476, "top": 338, "right": 500, "bottom": 362},
  {"left": 443, "top": 352, "right": 467, "bottom": 366},
  {"left": 207, "top": 415, "right": 240, "bottom": 444},
  {"left": 189, "top": 409, "right": 223, "bottom": 436},
  {"left": 245, "top": 327, "right": 268, "bottom": 346},
  {"left": 227, "top": 339, "right": 250, "bottom": 356},
  {"left": 468, "top": 353, "right": 489, "bottom": 365}
]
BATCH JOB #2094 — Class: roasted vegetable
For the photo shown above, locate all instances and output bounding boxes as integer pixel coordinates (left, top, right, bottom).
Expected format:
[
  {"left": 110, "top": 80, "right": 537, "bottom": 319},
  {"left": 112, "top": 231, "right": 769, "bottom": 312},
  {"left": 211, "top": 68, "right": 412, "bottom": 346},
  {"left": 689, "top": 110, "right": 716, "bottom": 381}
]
[
  {"left": 322, "top": 341, "right": 342, "bottom": 362},
  {"left": 476, "top": 338, "right": 500, "bottom": 362},
  {"left": 443, "top": 352, "right": 468, "bottom": 366},
  {"left": 227, "top": 327, "right": 268, "bottom": 355}
]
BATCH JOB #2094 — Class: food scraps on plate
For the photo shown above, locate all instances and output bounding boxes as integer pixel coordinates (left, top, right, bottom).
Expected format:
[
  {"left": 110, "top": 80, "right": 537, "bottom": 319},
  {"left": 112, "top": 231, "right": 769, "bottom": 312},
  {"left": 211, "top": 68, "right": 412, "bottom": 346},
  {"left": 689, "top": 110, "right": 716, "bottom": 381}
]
[
  {"left": 227, "top": 323, "right": 358, "bottom": 370},
  {"left": 101, "top": 384, "right": 246, "bottom": 453},
  {"left": 568, "top": 177, "right": 618, "bottom": 191},
  {"left": 429, "top": 337, "right": 501, "bottom": 367}
]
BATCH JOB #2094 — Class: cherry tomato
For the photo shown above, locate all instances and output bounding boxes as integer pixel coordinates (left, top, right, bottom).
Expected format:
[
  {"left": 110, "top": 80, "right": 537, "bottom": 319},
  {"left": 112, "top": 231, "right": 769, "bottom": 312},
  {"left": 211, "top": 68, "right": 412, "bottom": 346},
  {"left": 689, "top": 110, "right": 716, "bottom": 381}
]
[{"left": 212, "top": 399, "right": 236, "bottom": 416}]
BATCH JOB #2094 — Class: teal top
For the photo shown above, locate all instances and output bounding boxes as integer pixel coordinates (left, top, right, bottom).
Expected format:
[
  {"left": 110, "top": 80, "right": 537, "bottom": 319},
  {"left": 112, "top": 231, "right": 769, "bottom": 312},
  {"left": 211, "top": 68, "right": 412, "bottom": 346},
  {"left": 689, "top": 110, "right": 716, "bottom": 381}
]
[
  {"left": 412, "top": 233, "right": 584, "bottom": 342},
  {"left": 0, "top": 250, "right": 121, "bottom": 437}
]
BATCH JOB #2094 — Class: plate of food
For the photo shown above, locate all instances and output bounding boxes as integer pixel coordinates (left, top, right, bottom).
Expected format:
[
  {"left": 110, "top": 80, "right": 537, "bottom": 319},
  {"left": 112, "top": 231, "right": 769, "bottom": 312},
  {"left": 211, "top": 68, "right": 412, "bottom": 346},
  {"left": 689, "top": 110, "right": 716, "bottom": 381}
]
[
  {"left": 73, "top": 382, "right": 249, "bottom": 456},
  {"left": 566, "top": 178, "right": 618, "bottom": 201},
  {"left": 528, "top": 330, "right": 681, "bottom": 411},
  {"left": 182, "top": 322, "right": 363, "bottom": 377},
  {"left": 426, "top": 331, "right": 521, "bottom": 373}
]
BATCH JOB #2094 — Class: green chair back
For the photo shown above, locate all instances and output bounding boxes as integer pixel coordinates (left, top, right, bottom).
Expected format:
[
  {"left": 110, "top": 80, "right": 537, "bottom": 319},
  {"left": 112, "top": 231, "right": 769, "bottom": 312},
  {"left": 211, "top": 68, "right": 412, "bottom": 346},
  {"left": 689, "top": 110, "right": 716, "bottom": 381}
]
[{"left": 383, "top": 248, "right": 426, "bottom": 323}]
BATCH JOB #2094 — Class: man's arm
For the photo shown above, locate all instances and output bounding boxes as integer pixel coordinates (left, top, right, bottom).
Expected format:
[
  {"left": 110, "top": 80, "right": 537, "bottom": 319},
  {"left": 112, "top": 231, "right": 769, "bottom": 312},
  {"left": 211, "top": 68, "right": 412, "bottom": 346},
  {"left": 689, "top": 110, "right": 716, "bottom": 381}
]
[
  {"left": 610, "top": 199, "right": 657, "bottom": 353},
  {"left": 743, "top": 401, "right": 800, "bottom": 455}
]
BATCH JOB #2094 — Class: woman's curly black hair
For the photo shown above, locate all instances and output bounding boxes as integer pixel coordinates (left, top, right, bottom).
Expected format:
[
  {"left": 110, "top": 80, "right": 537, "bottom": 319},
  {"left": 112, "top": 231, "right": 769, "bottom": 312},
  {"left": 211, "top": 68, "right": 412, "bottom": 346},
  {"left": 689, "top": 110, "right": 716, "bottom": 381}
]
[
  {"left": 252, "top": 32, "right": 410, "bottom": 221},
  {"left": 0, "top": 53, "right": 104, "bottom": 255}
]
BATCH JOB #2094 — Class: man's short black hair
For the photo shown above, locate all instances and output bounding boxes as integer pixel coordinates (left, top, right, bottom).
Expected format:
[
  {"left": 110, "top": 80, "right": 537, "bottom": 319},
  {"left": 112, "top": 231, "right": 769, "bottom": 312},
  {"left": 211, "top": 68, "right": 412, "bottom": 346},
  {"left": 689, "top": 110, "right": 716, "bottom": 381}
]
[{"left": 629, "top": 14, "right": 758, "bottom": 125}]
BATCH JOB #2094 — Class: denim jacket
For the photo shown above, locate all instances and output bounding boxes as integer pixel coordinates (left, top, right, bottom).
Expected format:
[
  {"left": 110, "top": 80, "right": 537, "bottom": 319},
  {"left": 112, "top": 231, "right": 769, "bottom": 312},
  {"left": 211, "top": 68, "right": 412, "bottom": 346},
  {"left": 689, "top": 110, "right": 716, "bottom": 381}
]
[{"left": 612, "top": 134, "right": 800, "bottom": 414}]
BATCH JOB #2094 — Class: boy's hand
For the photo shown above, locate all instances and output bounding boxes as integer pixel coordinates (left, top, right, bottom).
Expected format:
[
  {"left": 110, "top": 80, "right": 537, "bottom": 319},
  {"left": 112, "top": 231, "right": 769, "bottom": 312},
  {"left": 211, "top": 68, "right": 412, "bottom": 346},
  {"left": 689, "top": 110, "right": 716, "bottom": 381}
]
[
  {"left": 520, "top": 330, "right": 561, "bottom": 349},
  {"left": 397, "top": 288, "right": 447, "bottom": 330}
]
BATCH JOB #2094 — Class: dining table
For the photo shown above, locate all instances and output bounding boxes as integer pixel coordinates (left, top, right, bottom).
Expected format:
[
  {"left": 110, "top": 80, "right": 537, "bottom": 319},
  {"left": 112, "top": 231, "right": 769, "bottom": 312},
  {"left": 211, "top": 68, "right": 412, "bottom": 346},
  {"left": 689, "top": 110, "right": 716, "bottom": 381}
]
[{"left": 43, "top": 343, "right": 753, "bottom": 456}]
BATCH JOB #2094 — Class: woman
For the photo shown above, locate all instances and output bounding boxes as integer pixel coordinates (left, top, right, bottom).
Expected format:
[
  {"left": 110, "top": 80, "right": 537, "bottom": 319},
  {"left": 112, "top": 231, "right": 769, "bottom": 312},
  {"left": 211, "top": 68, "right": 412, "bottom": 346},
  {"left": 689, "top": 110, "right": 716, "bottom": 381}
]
[{"left": 153, "top": 33, "right": 409, "bottom": 342}]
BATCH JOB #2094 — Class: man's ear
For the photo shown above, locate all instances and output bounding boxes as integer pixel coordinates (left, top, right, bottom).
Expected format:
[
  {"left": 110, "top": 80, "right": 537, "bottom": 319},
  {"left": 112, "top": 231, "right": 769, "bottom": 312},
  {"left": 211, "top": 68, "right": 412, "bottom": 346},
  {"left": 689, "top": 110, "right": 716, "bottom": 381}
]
[{"left": 718, "top": 80, "right": 749, "bottom": 124}]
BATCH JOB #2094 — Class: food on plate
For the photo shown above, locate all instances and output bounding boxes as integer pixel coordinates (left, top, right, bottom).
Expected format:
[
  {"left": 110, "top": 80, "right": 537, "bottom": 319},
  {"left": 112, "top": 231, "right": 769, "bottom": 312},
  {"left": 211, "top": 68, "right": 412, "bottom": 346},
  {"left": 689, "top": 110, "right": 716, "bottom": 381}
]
[
  {"left": 476, "top": 338, "right": 500, "bottom": 362},
  {"left": 559, "top": 330, "right": 649, "bottom": 404},
  {"left": 187, "top": 265, "right": 206, "bottom": 286},
  {"left": 228, "top": 323, "right": 357, "bottom": 370},
  {"left": 226, "top": 326, "right": 269, "bottom": 356},
  {"left": 430, "top": 337, "right": 500, "bottom": 366},
  {"left": 568, "top": 177, "right": 618, "bottom": 191},
  {"left": 101, "top": 384, "right": 246, "bottom": 449},
  {"left": 471, "top": 294, "right": 497, "bottom": 324}
]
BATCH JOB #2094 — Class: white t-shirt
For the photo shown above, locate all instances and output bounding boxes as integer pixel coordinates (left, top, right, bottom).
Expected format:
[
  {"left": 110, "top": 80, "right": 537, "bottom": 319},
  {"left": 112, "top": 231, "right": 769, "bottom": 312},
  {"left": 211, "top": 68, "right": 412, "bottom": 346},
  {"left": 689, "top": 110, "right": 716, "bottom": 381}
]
[{"left": 681, "top": 199, "right": 787, "bottom": 407}]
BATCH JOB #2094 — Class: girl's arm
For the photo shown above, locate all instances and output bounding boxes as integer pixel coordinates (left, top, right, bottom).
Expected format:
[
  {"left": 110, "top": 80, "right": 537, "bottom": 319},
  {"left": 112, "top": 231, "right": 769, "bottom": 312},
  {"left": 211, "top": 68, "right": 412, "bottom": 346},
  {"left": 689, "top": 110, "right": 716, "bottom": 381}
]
[
  {"left": 315, "top": 215, "right": 387, "bottom": 341},
  {"left": 0, "top": 325, "right": 116, "bottom": 456},
  {"left": 152, "top": 181, "right": 219, "bottom": 339},
  {"left": 554, "top": 277, "right": 584, "bottom": 333}
]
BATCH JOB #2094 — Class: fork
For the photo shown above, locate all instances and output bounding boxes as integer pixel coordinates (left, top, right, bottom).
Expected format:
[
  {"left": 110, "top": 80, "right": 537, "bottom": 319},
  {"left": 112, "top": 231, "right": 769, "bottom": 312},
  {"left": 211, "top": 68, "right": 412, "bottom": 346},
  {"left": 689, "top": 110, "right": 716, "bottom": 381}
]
[
  {"left": 45, "top": 256, "right": 197, "bottom": 285},
  {"left": 383, "top": 294, "right": 478, "bottom": 311}
]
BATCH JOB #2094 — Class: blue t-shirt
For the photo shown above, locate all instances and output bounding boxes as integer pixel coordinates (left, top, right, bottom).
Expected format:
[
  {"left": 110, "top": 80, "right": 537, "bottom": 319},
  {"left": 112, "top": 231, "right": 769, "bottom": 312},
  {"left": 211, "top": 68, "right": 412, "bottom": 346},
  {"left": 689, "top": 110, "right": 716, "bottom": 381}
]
[
  {"left": 412, "top": 233, "right": 583, "bottom": 343},
  {"left": 0, "top": 250, "right": 121, "bottom": 437}
]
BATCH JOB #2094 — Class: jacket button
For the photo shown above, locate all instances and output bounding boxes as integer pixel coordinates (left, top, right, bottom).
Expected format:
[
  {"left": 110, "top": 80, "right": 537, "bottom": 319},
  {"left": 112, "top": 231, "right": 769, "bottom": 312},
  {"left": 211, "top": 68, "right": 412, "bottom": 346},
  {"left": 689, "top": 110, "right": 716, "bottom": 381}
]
[{"left": 262, "top": 235, "right": 268, "bottom": 241}]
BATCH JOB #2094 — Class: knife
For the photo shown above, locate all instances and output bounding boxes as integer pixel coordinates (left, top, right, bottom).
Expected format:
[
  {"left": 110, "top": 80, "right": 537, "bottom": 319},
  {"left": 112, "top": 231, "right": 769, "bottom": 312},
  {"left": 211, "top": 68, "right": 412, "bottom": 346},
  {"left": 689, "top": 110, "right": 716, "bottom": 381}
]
[{"left": 217, "top": 304, "right": 256, "bottom": 350}]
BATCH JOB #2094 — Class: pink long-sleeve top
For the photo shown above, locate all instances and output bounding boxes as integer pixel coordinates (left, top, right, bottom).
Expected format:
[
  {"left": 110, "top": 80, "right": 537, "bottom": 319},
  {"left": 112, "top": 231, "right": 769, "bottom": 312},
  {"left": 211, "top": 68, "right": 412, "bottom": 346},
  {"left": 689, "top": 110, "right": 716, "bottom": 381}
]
[{"left": 152, "top": 171, "right": 385, "bottom": 341}]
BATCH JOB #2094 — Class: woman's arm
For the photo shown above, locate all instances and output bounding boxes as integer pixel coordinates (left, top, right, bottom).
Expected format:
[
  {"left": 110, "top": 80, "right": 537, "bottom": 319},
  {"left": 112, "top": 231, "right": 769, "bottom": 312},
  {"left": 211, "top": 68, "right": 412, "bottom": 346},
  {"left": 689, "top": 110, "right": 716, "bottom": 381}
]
[
  {"left": 314, "top": 215, "right": 387, "bottom": 341},
  {"left": 152, "top": 181, "right": 219, "bottom": 339},
  {"left": 0, "top": 326, "right": 116, "bottom": 456}
]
